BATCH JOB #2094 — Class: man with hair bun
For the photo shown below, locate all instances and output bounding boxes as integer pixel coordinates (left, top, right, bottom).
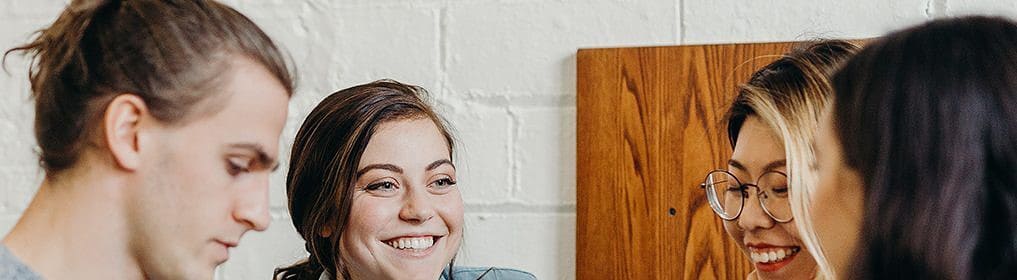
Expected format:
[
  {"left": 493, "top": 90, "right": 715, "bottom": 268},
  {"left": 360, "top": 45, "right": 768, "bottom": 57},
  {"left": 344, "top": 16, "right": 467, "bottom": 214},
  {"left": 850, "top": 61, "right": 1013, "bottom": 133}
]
[{"left": 0, "top": 0, "right": 294, "bottom": 279}]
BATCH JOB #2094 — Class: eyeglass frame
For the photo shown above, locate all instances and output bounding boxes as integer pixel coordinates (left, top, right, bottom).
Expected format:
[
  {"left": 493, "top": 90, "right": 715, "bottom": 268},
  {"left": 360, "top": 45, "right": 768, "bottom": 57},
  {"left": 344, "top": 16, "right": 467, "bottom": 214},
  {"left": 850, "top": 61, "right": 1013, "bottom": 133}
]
[{"left": 698, "top": 169, "right": 794, "bottom": 223}]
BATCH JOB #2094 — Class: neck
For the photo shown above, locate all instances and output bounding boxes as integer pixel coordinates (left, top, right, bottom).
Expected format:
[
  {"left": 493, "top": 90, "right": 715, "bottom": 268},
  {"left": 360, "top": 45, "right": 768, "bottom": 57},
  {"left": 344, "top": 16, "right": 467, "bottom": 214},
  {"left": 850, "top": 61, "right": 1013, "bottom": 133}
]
[{"left": 2, "top": 165, "right": 145, "bottom": 280}]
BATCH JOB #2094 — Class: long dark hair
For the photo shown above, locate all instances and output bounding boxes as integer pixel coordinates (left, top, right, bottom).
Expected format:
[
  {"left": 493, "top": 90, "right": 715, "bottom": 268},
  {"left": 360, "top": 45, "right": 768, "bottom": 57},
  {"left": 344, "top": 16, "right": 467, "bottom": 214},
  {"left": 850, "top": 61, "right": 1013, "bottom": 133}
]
[
  {"left": 831, "top": 16, "right": 1017, "bottom": 279},
  {"left": 275, "top": 80, "right": 458, "bottom": 280},
  {"left": 3, "top": 0, "right": 294, "bottom": 175}
]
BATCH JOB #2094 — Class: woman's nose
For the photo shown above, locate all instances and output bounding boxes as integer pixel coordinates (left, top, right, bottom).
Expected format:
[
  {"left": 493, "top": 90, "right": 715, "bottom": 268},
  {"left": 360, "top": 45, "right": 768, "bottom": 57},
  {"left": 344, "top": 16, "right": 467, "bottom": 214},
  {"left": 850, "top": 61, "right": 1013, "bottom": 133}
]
[
  {"left": 399, "top": 187, "right": 436, "bottom": 223},
  {"left": 737, "top": 191, "right": 775, "bottom": 230}
]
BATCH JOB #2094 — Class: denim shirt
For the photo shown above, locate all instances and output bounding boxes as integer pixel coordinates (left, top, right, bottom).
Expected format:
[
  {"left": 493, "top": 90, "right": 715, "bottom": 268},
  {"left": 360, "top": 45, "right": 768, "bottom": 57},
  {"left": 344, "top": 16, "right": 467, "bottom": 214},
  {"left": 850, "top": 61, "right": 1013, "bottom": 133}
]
[
  {"left": 0, "top": 245, "right": 42, "bottom": 280},
  {"left": 439, "top": 266, "right": 537, "bottom": 280},
  {"left": 318, "top": 266, "right": 537, "bottom": 280}
]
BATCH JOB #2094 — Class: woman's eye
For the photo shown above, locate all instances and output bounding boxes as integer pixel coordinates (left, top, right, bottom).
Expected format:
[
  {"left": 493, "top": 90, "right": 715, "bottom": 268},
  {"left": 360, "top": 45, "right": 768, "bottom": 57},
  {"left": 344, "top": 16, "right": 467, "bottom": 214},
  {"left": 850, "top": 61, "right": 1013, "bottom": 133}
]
[
  {"left": 725, "top": 184, "right": 742, "bottom": 192},
  {"left": 772, "top": 186, "right": 789, "bottom": 196},
  {"left": 364, "top": 182, "right": 398, "bottom": 192},
  {"left": 430, "top": 177, "right": 457, "bottom": 190}
]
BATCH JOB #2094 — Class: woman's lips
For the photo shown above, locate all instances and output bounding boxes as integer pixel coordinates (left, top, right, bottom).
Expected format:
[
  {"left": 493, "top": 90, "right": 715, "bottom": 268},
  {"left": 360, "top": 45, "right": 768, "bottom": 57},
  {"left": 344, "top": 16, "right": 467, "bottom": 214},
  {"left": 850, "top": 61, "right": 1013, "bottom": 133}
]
[
  {"left": 746, "top": 244, "right": 801, "bottom": 272},
  {"left": 382, "top": 235, "right": 444, "bottom": 257},
  {"left": 385, "top": 236, "right": 436, "bottom": 250}
]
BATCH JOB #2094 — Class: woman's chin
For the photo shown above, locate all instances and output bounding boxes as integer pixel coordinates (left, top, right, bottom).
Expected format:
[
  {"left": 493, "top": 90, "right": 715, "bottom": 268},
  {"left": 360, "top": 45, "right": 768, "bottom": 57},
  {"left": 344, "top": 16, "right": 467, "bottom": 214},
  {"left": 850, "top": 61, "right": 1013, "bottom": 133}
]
[{"left": 754, "top": 255, "right": 817, "bottom": 280}]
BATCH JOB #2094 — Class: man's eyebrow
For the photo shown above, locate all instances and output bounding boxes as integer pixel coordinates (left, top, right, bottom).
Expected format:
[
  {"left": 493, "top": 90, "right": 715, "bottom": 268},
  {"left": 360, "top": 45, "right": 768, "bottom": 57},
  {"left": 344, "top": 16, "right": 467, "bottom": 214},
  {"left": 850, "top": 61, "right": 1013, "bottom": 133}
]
[
  {"left": 228, "top": 143, "right": 279, "bottom": 171},
  {"left": 426, "top": 159, "right": 454, "bottom": 171},
  {"left": 357, "top": 164, "right": 404, "bottom": 177}
]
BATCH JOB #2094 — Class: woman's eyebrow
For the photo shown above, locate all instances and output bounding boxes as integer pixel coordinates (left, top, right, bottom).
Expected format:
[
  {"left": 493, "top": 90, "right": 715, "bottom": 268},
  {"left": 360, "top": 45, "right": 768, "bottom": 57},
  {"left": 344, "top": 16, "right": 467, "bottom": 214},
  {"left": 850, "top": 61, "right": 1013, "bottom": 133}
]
[
  {"left": 357, "top": 164, "right": 403, "bottom": 177},
  {"left": 762, "top": 159, "right": 787, "bottom": 172},
  {"left": 425, "top": 159, "right": 454, "bottom": 171},
  {"left": 728, "top": 159, "right": 747, "bottom": 171},
  {"left": 728, "top": 159, "right": 786, "bottom": 173}
]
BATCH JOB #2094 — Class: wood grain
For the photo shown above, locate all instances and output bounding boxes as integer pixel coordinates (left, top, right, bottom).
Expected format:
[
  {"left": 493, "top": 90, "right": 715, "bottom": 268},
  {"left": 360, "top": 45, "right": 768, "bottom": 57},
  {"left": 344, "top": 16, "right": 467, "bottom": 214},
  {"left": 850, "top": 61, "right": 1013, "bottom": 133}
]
[{"left": 576, "top": 42, "right": 795, "bottom": 280}]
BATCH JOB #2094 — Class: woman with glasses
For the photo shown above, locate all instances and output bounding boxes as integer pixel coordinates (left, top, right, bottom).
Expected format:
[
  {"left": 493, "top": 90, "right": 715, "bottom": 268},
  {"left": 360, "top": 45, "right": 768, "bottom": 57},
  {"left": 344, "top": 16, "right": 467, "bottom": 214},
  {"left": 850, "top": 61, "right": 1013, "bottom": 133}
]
[
  {"left": 701, "top": 40, "right": 858, "bottom": 280},
  {"left": 813, "top": 16, "right": 1017, "bottom": 279}
]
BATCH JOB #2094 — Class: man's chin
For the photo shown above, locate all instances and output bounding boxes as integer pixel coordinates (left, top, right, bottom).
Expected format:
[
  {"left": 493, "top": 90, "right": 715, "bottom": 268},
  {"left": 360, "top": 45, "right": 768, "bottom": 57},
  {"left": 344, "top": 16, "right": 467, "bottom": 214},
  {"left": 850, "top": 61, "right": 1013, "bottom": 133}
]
[
  {"left": 145, "top": 261, "right": 216, "bottom": 280},
  {"left": 140, "top": 269, "right": 209, "bottom": 280},
  {"left": 182, "top": 267, "right": 217, "bottom": 280}
]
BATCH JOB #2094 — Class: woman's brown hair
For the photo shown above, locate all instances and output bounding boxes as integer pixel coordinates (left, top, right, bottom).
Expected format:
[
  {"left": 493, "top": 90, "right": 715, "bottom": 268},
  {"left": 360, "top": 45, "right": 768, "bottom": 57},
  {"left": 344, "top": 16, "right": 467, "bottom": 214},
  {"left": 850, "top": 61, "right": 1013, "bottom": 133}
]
[
  {"left": 276, "top": 80, "right": 456, "bottom": 280},
  {"left": 831, "top": 16, "right": 1017, "bottom": 279},
  {"left": 4, "top": 0, "right": 294, "bottom": 174}
]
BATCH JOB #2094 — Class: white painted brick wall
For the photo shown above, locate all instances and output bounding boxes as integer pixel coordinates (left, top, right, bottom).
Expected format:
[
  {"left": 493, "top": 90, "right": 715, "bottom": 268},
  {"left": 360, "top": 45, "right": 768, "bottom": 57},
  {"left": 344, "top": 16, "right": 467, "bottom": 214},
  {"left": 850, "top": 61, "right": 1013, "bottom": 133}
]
[
  {"left": 1, "top": 1, "right": 1014, "bottom": 279},
  {"left": 682, "top": 0, "right": 932, "bottom": 44}
]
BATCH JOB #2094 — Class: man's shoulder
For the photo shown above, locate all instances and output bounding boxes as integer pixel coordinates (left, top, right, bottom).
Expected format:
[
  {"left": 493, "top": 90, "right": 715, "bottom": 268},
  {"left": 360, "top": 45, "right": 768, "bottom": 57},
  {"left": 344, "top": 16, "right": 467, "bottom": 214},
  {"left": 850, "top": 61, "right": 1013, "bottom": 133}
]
[{"left": 0, "top": 244, "right": 43, "bottom": 280}]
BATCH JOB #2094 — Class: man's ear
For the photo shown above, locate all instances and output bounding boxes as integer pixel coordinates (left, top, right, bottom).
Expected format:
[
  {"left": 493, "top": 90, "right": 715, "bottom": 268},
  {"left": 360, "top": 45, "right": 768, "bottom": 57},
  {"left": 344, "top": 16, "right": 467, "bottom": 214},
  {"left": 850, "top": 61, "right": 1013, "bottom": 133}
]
[{"left": 103, "top": 94, "right": 148, "bottom": 171}]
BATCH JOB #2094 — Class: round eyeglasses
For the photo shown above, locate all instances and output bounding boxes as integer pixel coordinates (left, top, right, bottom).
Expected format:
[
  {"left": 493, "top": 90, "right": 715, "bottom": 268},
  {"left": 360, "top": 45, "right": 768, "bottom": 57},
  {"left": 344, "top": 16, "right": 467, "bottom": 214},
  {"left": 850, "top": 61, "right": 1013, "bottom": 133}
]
[{"left": 699, "top": 169, "right": 793, "bottom": 223}]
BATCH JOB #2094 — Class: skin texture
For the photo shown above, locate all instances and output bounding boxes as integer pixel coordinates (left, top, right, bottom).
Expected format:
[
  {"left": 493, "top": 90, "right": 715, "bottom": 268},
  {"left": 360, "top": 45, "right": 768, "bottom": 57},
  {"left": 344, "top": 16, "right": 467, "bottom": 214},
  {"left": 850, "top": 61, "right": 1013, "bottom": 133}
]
[
  {"left": 812, "top": 108, "right": 865, "bottom": 279},
  {"left": 124, "top": 56, "right": 288, "bottom": 279},
  {"left": 1, "top": 56, "right": 288, "bottom": 280},
  {"left": 341, "top": 118, "right": 464, "bottom": 280},
  {"left": 725, "top": 116, "right": 818, "bottom": 280}
]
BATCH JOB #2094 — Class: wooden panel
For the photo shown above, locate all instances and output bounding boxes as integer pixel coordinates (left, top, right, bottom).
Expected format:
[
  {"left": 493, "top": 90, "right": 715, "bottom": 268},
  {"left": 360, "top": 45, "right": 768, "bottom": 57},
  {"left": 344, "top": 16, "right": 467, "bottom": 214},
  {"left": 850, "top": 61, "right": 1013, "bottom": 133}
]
[{"left": 576, "top": 43, "right": 794, "bottom": 279}]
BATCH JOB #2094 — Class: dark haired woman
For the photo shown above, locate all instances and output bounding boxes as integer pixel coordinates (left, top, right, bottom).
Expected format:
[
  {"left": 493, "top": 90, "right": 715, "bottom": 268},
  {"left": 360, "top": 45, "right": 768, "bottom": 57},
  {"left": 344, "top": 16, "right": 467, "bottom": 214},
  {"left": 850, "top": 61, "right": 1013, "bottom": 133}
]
[
  {"left": 813, "top": 16, "right": 1017, "bottom": 279},
  {"left": 275, "top": 80, "right": 535, "bottom": 280}
]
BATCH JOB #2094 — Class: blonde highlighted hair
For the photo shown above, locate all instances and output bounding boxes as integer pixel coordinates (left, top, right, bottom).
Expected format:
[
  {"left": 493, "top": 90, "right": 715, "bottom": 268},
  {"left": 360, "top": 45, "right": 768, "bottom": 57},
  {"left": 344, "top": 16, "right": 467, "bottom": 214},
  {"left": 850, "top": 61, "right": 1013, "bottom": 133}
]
[{"left": 725, "top": 40, "right": 859, "bottom": 279}]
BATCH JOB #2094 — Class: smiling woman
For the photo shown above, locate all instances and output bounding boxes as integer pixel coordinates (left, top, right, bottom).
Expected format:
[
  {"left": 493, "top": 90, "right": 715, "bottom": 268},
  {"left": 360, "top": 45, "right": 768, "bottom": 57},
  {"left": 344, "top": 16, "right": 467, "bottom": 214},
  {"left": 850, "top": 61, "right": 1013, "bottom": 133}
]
[
  {"left": 703, "top": 40, "right": 858, "bottom": 280},
  {"left": 275, "top": 80, "right": 535, "bottom": 280}
]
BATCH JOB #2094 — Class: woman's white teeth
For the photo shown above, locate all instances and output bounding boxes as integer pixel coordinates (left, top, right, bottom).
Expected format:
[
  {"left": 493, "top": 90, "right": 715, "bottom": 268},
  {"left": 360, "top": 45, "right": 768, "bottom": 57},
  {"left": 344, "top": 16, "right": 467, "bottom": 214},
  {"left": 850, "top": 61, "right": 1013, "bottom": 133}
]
[
  {"left": 386, "top": 236, "right": 434, "bottom": 251},
  {"left": 750, "top": 247, "right": 799, "bottom": 264}
]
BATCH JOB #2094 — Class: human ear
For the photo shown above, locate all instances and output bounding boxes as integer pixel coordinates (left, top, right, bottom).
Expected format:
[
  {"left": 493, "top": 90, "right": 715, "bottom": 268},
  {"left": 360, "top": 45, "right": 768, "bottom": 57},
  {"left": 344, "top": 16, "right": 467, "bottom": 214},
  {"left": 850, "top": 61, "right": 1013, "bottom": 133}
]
[{"left": 103, "top": 94, "right": 148, "bottom": 171}]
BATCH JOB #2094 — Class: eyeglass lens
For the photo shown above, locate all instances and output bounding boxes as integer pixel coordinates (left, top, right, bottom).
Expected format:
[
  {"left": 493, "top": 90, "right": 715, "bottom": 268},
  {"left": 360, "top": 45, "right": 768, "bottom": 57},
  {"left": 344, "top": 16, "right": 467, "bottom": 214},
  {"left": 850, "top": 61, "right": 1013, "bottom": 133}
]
[{"left": 704, "top": 171, "right": 791, "bottom": 221}]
